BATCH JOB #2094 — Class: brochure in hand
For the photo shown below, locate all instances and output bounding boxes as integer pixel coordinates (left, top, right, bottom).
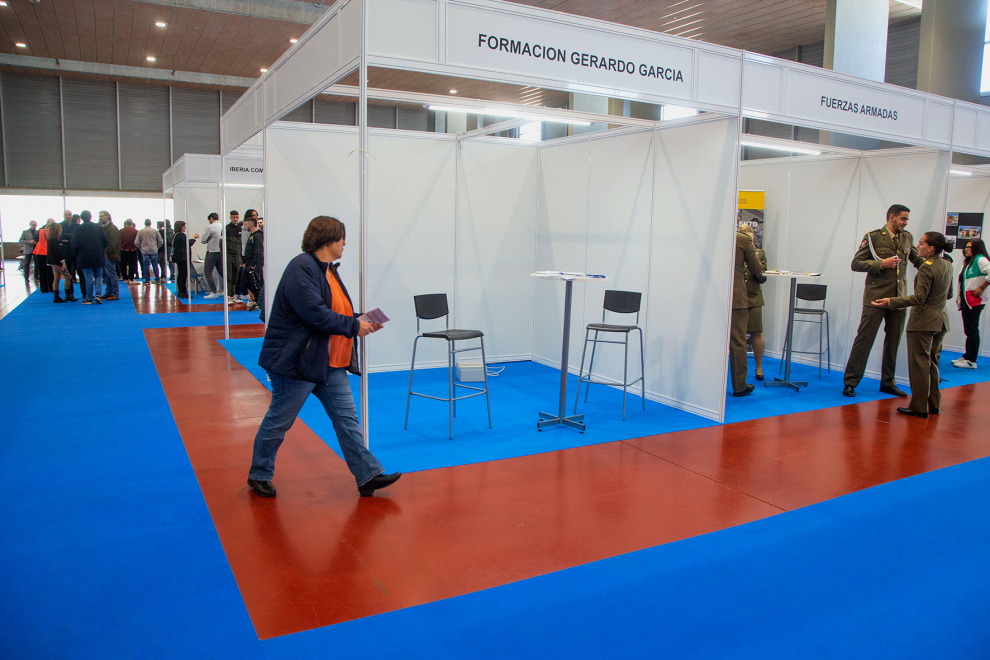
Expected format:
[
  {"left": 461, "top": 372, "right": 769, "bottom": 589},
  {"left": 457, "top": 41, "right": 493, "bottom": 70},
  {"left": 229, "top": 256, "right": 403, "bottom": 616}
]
[{"left": 358, "top": 308, "right": 390, "bottom": 324}]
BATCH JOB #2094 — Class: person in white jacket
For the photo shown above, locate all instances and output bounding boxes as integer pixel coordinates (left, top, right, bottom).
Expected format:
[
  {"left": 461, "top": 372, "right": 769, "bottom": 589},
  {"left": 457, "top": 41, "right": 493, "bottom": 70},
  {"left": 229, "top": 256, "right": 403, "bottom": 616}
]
[{"left": 954, "top": 238, "right": 990, "bottom": 369}]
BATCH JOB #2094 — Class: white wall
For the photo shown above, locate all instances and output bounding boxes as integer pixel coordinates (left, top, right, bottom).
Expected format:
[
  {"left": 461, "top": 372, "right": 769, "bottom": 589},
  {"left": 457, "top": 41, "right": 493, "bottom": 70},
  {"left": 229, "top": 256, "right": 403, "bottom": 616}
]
[
  {"left": 945, "top": 174, "right": 990, "bottom": 356},
  {"left": 647, "top": 117, "right": 738, "bottom": 419},
  {"left": 264, "top": 123, "right": 360, "bottom": 322},
  {"left": 456, "top": 139, "right": 539, "bottom": 362},
  {"left": 185, "top": 184, "right": 222, "bottom": 263}
]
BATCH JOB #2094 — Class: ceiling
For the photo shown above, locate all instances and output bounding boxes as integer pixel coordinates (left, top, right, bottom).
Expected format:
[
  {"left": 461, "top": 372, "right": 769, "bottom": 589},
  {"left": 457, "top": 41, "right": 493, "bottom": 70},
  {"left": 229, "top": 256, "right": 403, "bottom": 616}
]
[{"left": 0, "top": 0, "right": 922, "bottom": 96}]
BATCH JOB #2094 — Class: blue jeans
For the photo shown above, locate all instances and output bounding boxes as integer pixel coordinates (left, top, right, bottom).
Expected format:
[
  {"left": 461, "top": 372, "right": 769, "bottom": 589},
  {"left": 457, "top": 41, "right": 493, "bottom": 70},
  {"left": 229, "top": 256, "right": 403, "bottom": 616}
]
[
  {"left": 249, "top": 369, "right": 383, "bottom": 486},
  {"left": 141, "top": 252, "right": 160, "bottom": 282},
  {"left": 81, "top": 268, "right": 103, "bottom": 301},
  {"left": 103, "top": 259, "right": 119, "bottom": 297}
]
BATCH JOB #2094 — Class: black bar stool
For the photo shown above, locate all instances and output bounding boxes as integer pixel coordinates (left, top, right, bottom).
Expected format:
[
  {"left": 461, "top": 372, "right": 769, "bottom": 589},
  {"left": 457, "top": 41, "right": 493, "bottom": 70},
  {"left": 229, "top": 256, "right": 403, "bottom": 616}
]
[
  {"left": 404, "top": 293, "right": 491, "bottom": 439},
  {"left": 574, "top": 290, "right": 646, "bottom": 419},
  {"left": 780, "top": 283, "right": 830, "bottom": 379}
]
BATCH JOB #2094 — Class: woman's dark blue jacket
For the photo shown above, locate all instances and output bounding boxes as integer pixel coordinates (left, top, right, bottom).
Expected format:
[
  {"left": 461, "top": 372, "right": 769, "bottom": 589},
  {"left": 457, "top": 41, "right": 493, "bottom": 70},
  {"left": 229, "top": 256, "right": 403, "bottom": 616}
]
[{"left": 259, "top": 252, "right": 360, "bottom": 383}]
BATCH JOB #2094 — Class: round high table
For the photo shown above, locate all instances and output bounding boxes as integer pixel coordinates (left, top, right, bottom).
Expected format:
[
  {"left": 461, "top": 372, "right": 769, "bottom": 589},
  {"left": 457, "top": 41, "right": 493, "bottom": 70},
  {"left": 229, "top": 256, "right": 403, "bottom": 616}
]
[
  {"left": 531, "top": 272, "right": 608, "bottom": 432},
  {"left": 764, "top": 271, "right": 822, "bottom": 392}
]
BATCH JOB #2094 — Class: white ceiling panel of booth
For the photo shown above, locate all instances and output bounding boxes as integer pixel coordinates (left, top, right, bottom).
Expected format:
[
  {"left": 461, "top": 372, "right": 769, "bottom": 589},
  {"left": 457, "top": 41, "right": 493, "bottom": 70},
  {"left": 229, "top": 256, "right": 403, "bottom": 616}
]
[{"left": 164, "top": 154, "right": 264, "bottom": 187}]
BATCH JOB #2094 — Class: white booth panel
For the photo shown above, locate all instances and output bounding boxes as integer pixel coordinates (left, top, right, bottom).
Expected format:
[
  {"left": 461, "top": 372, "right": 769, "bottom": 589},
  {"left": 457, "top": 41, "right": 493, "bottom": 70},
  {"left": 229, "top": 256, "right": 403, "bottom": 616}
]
[
  {"left": 534, "top": 139, "right": 591, "bottom": 371},
  {"left": 647, "top": 117, "right": 738, "bottom": 420},
  {"left": 263, "top": 124, "right": 360, "bottom": 321},
  {"left": 368, "top": 0, "right": 438, "bottom": 61},
  {"left": 580, "top": 129, "right": 655, "bottom": 387},
  {"left": 367, "top": 132, "right": 456, "bottom": 371},
  {"left": 738, "top": 158, "right": 792, "bottom": 360},
  {"left": 456, "top": 139, "right": 538, "bottom": 362},
  {"left": 780, "top": 155, "right": 862, "bottom": 370},
  {"left": 945, "top": 175, "right": 990, "bottom": 356},
  {"left": 854, "top": 149, "right": 949, "bottom": 384},
  {"left": 185, "top": 184, "right": 221, "bottom": 263}
]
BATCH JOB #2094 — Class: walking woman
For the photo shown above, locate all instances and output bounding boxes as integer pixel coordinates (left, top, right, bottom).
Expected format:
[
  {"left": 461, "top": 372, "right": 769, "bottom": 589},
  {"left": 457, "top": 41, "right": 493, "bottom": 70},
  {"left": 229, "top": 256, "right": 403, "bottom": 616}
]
[
  {"left": 247, "top": 216, "right": 400, "bottom": 499},
  {"left": 46, "top": 222, "right": 71, "bottom": 303},
  {"left": 953, "top": 238, "right": 990, "bottom": 369},
  {"left": 872, "top": 232, "right": 954, "bottom": 418}
]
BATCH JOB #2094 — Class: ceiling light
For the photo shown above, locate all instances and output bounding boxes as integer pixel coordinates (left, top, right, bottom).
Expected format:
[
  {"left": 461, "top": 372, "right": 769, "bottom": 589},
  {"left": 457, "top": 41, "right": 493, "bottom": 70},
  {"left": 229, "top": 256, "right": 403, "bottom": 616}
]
[
  {"left": 289, "top": 38, "right": 298, "bottom": 43},
  {"left": 260, "top": 68, "right": 267, "bottom": 73},
  {"left": 15, "top": 42, "right": 26, "bottom": 48},
  {"left": 951, "top": 169, "right": 973, "bottom": 176},
  {"left": 740, "top": 140, "right": 821, "bottom": 156},
  {"left": 449, "top": 89, "right": 458, "bottom": 94},
  {"left": 146, "top": 56, "right": 156, "bottom": 62},
  {"left": 427, "top": 105, "right": 591, "bottom": 126},
  {"left": 0, "top": 2, "right": 9, "bottom": 6},
  {"left": 155, "top": 21, "right": 167, "bottom": 27}
]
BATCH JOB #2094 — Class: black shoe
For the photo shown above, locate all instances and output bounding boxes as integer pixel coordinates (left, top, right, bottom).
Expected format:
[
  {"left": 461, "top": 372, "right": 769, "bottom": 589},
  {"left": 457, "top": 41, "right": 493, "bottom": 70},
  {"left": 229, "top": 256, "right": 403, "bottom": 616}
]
[
  {"left": 53, "top": 295, "right": 65, "bottom": 303},
  {"left": 93, "top": 298, "right": 103, "bottom": 304},
  {"left": 247, "top": 478, "right": 276, "bottom": 497},
  {"left": 732, "top": 384, "right": 756, "bottom": 397},
  {"left": 358, "top": 472, "right": 402, "bottom": 497},
  {"left": 897, "top": 406, "right": 928, "bottom": 419},
  {"left": 880, "top": 384, "right": 908, "bottom": 397},
  {"left": 755, "top": 373, "right": 764, "bottom": 381},
  {"left": 843, "top": 386, "right": 855, "bottom": 397},
  {"left": 930, "top": 408, "right": 939, "bottom": 414}
]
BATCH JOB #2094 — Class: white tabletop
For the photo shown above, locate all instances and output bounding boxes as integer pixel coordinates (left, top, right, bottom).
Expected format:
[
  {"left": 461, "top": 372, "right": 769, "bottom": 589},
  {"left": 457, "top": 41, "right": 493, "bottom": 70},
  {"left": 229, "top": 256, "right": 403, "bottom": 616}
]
[
  {"left": 764, "top": 271, "right": 821, "bottom": 279},
  {"left": 531, "top": 271, "right": 608, "bottom": 282}
]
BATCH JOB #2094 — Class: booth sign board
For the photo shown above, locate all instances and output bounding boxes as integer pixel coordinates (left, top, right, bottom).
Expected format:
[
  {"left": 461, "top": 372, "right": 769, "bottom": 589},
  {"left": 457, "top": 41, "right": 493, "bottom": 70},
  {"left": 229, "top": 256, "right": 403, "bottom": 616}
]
[{"left": 225, "top": 158, "right": 265, "bottom": 184}]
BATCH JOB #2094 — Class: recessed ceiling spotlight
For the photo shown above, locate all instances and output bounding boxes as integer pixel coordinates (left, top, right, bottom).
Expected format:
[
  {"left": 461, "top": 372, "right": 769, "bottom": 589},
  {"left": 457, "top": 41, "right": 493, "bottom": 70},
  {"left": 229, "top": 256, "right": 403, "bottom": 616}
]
[
  {"left": 15, "top": 42, "right": 27, "bottom": 48},
  {"left": 289, "top": 38, "right": 298, "bottom": 43},
  {"left": 155, "top": 21, "right": 167, "bottom": 27},
  {"left": 260, "top": 68, "right": 267, "bottom": 73},
  {"left": 449, "top": 89, "right": 458, "bottom": 94},
  {"left": 0, "top": 2, "right": 10, "bottom": 7},
  {"left": 146, "top": 56, "right": 156, "bottom": 62}
]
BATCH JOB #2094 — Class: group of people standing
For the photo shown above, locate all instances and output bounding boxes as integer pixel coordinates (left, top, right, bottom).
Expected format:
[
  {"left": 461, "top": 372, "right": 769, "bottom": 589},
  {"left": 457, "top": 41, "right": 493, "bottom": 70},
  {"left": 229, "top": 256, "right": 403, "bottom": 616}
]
[
  {"left": 184, "top": 209, "right": 265, "bottom": 314},
  {"left": 19, "top": 209, "right": 120, "bottom": 304},
  {"left": 729, "top": 202, "right": 990, "bottom": 419}
]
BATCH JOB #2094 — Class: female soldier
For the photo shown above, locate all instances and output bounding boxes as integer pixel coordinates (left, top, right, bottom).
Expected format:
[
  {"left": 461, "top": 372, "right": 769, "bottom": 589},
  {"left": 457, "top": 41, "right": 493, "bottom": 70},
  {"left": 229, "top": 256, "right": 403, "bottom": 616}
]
[
  {"left": 872, "top": 232, "right": 954, "bottom": 418},
  {"left": 739, "top": 224, "right": 767, "bottom": 380}
]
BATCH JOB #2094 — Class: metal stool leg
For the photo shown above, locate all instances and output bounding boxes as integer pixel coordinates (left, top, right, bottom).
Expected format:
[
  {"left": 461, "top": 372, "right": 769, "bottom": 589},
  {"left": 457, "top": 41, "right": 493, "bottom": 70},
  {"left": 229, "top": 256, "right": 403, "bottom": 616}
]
[
  {"left": 480, "top": 338, "right": 492, "bottom": 428},
  {"left": 574, "top": 328, "right": 591, "bottom": 413},
  {"left": 622, "top": 333, "right": 629, "bottom": 420},
  {"left": 404, "top": 336, "right": 420, "bottom": 429},
  {"left": 638, "top": 328, "right": 646, "bottom": 409},
  {"left": 818, "top": 316, "right": 823, "bottom": 379},
  {"left": 585, "top": 330, "right": 600, "bottom": 403},
  {"left": 451, "top": 339, "right": 457, "bottom": 419},
  {"left": 824, "top": 310, "right": 831, "bottom": 373},
  {"left": 448, "top": 342, "right": 454, "bottom": 439}
]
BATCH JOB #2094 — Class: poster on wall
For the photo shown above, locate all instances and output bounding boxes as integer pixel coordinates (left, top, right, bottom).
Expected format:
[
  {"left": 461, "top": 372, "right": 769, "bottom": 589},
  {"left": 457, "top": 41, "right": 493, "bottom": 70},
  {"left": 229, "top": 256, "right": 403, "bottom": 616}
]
[
  {"left": 945, "top": 212, "right": 984, "bottom": 249},
  {"left": 737, "top": 190, "right": 765, "bottom": 248}
]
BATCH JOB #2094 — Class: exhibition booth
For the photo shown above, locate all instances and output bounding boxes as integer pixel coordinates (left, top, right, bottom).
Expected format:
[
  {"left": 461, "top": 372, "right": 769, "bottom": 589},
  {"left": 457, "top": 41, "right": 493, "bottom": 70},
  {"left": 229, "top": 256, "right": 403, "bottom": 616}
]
[
  {"left": 162, "top": 146, "right": 264, "bottom": 304},
  {"left": 213, "top": 0, "right": 990, "bottom": 448}
]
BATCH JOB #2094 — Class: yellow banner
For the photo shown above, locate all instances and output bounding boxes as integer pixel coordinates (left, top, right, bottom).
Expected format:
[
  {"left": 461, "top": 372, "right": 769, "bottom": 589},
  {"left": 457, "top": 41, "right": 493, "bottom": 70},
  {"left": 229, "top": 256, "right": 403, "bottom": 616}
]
[{"left": 738, "top": 190, "right": 765, "bottom": 210}]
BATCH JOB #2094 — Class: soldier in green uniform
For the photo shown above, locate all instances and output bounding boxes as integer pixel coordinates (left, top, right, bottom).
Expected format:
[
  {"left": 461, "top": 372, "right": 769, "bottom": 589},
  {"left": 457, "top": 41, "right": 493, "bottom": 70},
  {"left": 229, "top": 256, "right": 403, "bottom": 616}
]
[
  {"left": 739, "top": 225, "right": 768, "bottom": 380},
  {"left": 872, "top": 232, "right": 954, "bottom": 418},
  {"left": 842, "top": 204, "right": 924, "bottom": 397},
  {"left": 731, "top": 229, "right": 766, "bottom": 397}
]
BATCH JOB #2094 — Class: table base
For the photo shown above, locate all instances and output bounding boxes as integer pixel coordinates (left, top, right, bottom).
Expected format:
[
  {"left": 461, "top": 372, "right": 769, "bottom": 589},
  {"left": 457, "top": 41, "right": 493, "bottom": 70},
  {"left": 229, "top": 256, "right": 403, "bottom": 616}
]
[
  {"left": 537, "top": 411, "right": 585, "bottom": 432},
  {"left": 766, "top": 377, "right": 808, "bottom": 392}
]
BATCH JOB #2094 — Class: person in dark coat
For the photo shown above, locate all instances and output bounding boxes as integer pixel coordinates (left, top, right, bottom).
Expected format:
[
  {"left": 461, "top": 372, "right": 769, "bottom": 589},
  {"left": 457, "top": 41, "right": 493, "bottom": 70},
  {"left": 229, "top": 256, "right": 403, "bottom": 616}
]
[
  {"left": 71, "top": 210, "right": 109, "bottom": 305},
  {"left": 171, "top": 221, "right": 194, "bottom": 299},
  {"left": 247, "top": 215, "right": 399, "bottom": 499}
]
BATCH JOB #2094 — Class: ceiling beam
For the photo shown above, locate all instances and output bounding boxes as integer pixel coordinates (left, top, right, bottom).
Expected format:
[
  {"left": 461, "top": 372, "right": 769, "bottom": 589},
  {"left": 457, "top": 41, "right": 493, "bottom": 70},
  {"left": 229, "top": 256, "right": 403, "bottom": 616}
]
[
  {"left": 0, "top": 53, "right": 255, "bottom": 89},
  {"left": 135, "top": 0, "right": 326, "bottom": 23}
]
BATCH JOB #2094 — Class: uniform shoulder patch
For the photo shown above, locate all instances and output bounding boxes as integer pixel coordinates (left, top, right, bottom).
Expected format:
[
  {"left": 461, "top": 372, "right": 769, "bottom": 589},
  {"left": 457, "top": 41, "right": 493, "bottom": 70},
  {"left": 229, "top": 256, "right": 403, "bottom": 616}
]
[
  {"left": 924, "top": 259, "right": 933, "bottom": 265},
  {"left": 860, "top": 238, "right": 868, "bottom": 249}
]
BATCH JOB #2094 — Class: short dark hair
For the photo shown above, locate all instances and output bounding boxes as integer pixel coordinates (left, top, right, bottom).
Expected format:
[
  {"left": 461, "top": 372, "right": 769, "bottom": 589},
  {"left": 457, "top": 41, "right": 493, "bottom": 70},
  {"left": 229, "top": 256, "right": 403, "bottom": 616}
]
[
  {"left": 208, "top": 212, "right": 219, "bottom": 221},
  {"left": 301, "top": 216, "right": 345, "bottom": 253},
  {"left": 175, "top": 220, "right": 186, "bottom": 233},
  {"left": 244, "top": 217, "right": 258, "bottom": 228},
  {"left": 80, "top": 210, "right": 92, "bottom": 222},
  {"left": 887, "top": 204, "right": 910, "bottom": 219},
  {"left": 230, "top": 209, "right": 239, "bottom": 217},
  {"left": 922, "top": 231, "right": 952, "bottom": 254},
  {"left": 144, "top": 219, "right": 152, "bottom": 226},
  {"left": 245, "top": 208, "right": 258, "bottom": 219}
]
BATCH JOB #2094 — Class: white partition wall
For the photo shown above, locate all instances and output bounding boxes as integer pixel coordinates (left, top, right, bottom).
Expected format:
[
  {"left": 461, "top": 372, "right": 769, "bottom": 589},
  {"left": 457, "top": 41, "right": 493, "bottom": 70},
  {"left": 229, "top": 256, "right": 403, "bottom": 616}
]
[
  {"left": 456, "top": 139, "right": 539, "bottom": 362},
  {"left": 647, "top": 116, "right": 738, "bottom": 418}
]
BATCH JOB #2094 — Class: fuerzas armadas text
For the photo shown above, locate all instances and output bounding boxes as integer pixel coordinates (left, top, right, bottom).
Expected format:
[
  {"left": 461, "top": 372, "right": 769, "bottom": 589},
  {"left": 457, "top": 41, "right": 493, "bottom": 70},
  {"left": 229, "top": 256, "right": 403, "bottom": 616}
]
[{"left": 821, "top": 96, "right": 898, "bottom": 120}]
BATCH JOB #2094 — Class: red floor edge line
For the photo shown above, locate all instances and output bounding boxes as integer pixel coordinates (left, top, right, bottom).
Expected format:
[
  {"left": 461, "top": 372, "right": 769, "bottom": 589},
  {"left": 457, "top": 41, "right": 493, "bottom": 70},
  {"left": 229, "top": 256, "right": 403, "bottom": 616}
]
[{"left": 145, "top": 324, "right": 990, "bottom": 640}]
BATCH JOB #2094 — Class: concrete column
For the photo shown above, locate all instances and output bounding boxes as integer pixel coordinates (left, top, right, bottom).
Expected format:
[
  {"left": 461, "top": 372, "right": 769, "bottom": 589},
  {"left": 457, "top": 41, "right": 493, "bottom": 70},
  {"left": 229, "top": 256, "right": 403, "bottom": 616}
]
[
  {"left": 823, "top": 0, "right": 890, "bottom": 82},
  {"left": 917, "top": 0, "right": 987, "bottom": 103}
]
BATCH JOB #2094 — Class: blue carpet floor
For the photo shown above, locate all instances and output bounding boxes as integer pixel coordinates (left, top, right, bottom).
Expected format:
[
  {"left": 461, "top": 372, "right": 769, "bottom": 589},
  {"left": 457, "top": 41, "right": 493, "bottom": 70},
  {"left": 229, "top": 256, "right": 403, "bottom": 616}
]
[{"left": 264, "top": 456, "right": 990, "bottom": 659}]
